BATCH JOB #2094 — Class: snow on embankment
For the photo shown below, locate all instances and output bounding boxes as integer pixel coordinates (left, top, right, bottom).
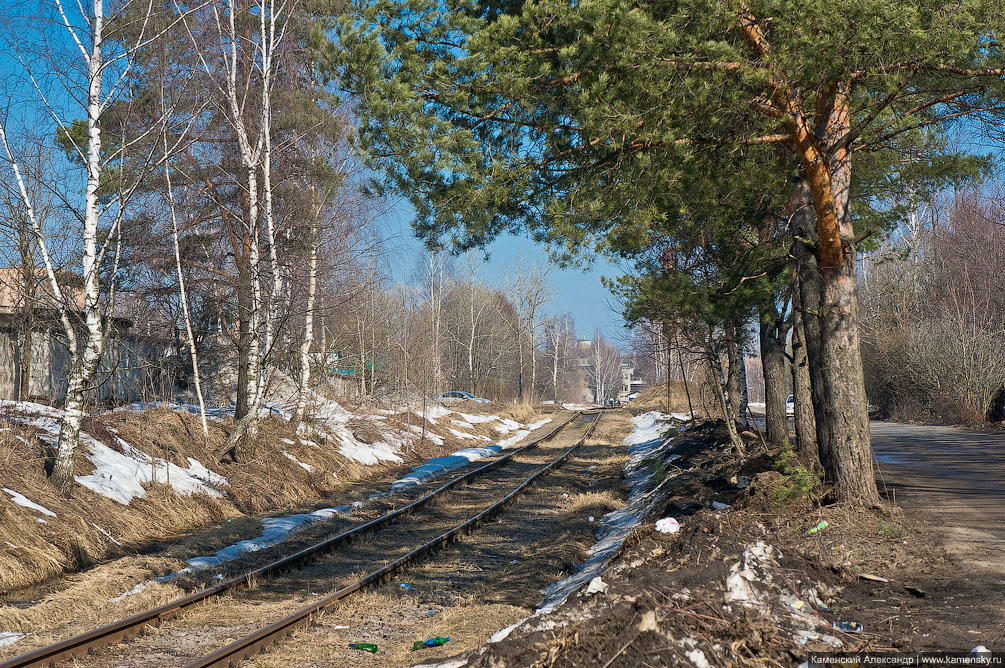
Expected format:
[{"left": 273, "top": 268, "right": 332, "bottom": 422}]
[
  {"left": 119, "top": 390, "right": 406, "bottom": 468},
  {"left": 2, "top": 401, "right": 228, "bottom": 505},
  {"left": 111, "top": 414, "right": 553, "bottom": 593},
  {"left": 391, "top": 418, "right": 552, "bottom": 493},
  {"left": 537, "top": 411, "right": 684, "bottom": 612},
  {"left": 154, "top": 504, "right": 359, "bottom": 584}
]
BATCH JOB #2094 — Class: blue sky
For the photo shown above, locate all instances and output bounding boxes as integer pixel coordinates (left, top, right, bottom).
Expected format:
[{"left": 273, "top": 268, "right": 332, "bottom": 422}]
[
  {"left": 0, "top": 8, "right": 627, "bottom": 342},
  {"left": 378, "top": 202, "right": 628, "bottom": 342}
]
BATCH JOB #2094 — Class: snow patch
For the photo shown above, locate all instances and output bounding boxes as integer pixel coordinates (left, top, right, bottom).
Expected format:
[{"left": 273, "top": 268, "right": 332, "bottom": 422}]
[
  {"left": 282, "top": 451, "right": 314, "bottom": 473},
  {"left": 408, "top": 425, "right": 444, "bottom": 446},
  {"left": 538, "top": 412, "right": 681, "bottom": 613},
  {"left": 3, "top": 488, "right": 56, "bottom": 517},
  {"left": 156, "top": 505, "right": 353, "bottom": 582},
  {"left": 0, "top": 401, "right": 228, "bottom": 505},
  {"left": 391, "top": 420, "right": 550, "bottom": 493},
  {"left": 109, "top": 581, "right": 149, "bottom": 603},
  {"left": 0, "top": 632, "right": 25, "bottom": 647}
]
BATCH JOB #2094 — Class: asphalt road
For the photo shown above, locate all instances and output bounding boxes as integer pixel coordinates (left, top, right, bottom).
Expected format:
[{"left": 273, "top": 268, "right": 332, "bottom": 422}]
[{"left": 870, "top": 421, "right": 1005, "bottom": 572}]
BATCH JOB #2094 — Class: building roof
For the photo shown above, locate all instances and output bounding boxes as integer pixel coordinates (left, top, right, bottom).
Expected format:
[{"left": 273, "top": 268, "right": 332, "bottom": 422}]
[{"left": 0, "top": 266, "right": 132, "bottom": 326}]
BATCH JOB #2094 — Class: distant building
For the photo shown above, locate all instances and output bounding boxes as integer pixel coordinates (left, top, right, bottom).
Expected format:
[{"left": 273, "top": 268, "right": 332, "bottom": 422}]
[
  {"left": 617, "top": 363, "right": 646, "bottom": 403},
  {"left": 0, "top": 266, "right": 158, "bottom": 404}
]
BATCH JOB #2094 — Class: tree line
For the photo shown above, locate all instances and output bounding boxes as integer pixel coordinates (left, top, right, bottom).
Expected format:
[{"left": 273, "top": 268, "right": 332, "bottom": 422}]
[
  {"left": 324, "top": 0, "right": 1005, "bottom": 505},
  {"left": 3, "top": 0, "right": 1004, "bottom": 507}
]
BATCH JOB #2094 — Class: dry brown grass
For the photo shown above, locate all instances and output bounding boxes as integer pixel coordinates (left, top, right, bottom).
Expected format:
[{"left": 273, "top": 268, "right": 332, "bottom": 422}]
[
  {"left": 557, "top": 489, "right": 624, "bottom": 515},
  {"left": 0, "top": 398, "right": 555, "bottom": 657},
  {"left": 0, "top": 403, "right": 498, "bottom": 598},
  {"left": 501, "top": 402, "right": 538, "bottom": 424},
  {"left": 239, "top": 590, "right": 528, "bottom": 668},
  {"left": 0, "top": 555, "right": 185, "bottom": 655}
]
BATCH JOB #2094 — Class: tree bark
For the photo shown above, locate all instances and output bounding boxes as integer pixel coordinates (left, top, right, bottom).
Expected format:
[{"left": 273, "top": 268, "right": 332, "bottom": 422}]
[
  {"left": 732, "top": 0, "right": 878, "bottom": 505},
  {"left": 708, "top": 348, "right": 744, "bottom": 453},
  {"left": 52, "top": 1, "right": 108, "bottom": 495},
  {"left": 234, "top": 271, "right": 253, "bottom": 420},
  {"left": 18, "top": 322, "right": 31, "bottom": 401},
  {"left": 738, "top": 349, "right": 749, "bottom": 428},
  {"left": 790, "top": 278, "right": 818, "bottom": 465},
  {"left": 292, "top": 225, "right": 318, "bottom": 431},
  {"left": 794, "top": 170, "right": 878, "bottom": 503},
  {"left": 725, "top": 321, "right": 742, "bottom": 424},
  {"left": 759, "top": 309, "right": 789, "bottom": 445}
]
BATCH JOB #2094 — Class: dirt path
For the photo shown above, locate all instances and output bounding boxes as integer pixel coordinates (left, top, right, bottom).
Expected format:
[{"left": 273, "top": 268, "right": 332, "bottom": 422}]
[
  {"left": 871, "top": 421, "right": 1005, "bottom": 644},
  {"left": 53, "top": 412, "right": 626, "bottom": 668},
  {"left": 871, "top": 421, "right": 1005, "bottom": 572}
]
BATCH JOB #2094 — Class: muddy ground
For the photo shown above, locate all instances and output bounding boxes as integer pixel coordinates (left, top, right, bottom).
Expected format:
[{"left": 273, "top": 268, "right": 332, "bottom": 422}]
[{"left": 439, "top": 425, "right": 1004, "bottom": 667}]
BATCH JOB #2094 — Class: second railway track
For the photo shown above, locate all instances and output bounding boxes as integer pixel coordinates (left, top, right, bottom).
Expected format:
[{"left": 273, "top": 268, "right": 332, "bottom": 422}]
[{"left": 1, "top": 410, "right": 602, "bottom": 668}]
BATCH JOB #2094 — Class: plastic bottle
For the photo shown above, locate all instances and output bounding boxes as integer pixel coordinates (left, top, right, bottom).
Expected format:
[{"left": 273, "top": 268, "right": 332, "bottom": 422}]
[
  {"left": 413, "top": 636, "right": 451, "bottom": 650},
  {"left": 349, "top": 642, "right": 378, "bottom": 653},
  {"left": 832, "top": 621, "right": 863, "bottom": 633},
  {"left": 806, "top": 521, "right": 828, "bottom": 536}
]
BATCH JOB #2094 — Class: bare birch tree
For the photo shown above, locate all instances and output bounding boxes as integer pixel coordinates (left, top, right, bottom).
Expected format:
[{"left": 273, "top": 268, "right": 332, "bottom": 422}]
[
  {"left": 586, "top": 331, "right": 621, "bottom": 405},
  {"left": 507, "top": 256, "right": 552, "bottom": 403},
  {"left": 0, "top": 0, "right": 189, "bottom": 493}
]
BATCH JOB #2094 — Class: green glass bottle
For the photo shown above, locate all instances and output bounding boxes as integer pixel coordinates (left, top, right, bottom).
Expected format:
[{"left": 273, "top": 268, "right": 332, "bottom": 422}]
[
  {"left": 349, "top": 642, "right": 378, "bottom": 653},
  {"left": 413, "top": 636, "right": 451, "bottom": 650}
]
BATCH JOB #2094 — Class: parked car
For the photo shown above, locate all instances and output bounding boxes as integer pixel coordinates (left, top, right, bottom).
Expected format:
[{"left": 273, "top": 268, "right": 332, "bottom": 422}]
[
  {"left": 785, "top": 394, "right": 795, "bottom": 416},
  {"left": 435, "top": 391, "right": 491, "bottom": 403}
]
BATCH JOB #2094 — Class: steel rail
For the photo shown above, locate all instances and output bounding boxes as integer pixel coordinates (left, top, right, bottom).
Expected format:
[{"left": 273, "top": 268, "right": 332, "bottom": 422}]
[
  {"left": 0, "top": 411, "right": 587, "bottom": 668},
  {"left": 185, "top": 411, "right": 602, "bottom": 668}
]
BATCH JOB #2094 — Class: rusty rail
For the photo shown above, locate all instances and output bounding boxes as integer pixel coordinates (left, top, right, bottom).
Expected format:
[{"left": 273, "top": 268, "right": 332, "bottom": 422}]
[
  {"left": 184, "top": 411, "right": 601, "bottom": 668},
  {"left": 0, "top": 411, "right": 589, "bottom": 668}
]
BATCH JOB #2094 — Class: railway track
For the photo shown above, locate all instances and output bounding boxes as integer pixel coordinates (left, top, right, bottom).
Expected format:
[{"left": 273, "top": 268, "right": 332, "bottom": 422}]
[{"left": 2, "top": 410, "right": 601, "bottom": 668}]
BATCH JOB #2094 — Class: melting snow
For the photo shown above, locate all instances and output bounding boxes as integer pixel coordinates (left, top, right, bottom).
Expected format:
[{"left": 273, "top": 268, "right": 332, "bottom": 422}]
[
  {"left": 538, "top": 412, "right": 681, "bottom": 613},
  {"left": 3, "top": 488, "right": 56, "bottom": 517},
  {"left": 408, "top": 425, "right": 444, "bottom": 446},
  {"left": 156, "top": 505, "right": 353, "bottom": 582},
  {"left": 0, "top": 632, "right": 25, "bottom": 647},
  {"left": 0, "top": 401, "right": 228, "bottom": 505},
  {"left": 116, "top": 412, "right": 554, "bottom": 600},
  {"left": 109, "top": 581, "right": 149, "bottom": 603},
  {"left": 391, "top": 420, "right": 550, "bottom": 493},
  {"left": 282, "top": 451, "right": 314, "bottom": 472}
]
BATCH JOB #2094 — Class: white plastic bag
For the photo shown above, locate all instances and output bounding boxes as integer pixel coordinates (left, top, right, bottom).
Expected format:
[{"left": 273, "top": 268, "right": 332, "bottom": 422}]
[{"left": 655, "top": 517, "right": 680, "bottom": 534}]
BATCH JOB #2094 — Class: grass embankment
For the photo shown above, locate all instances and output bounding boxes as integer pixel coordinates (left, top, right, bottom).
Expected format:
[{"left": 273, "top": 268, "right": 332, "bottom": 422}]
[{"left": 0, "top": 401, "right": 540, "bottom": 598}]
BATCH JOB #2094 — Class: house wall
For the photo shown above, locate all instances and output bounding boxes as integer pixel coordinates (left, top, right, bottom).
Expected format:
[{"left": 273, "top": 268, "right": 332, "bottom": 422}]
[{"left": 0, "top": 327, "right": 163, "bottom": 405}]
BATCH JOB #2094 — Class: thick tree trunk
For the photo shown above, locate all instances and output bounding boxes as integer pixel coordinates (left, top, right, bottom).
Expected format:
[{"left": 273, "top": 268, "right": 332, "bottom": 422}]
[
  {"left": 790, "top": 280, "right": 818, "bottom": 465},
  {"left": 735, "top": 10, "right": 877, "bottom": 504},
  {"left": 759, "top": 311, "right": 789, "bottom": 445},
  {"left": 794, "top": 171, "right": 878, "bottom": 504}
]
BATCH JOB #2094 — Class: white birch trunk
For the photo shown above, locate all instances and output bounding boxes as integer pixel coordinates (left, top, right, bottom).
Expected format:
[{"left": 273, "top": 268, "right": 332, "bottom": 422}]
[
  {"left": 163, "top": 137, "right": 209, "bottom": 438},
  {"left": 293, "top": 223, "right": 318, "bottom": 428},
  {"left": 52, "top": 0, "right": 108, "bottom": 494}
]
